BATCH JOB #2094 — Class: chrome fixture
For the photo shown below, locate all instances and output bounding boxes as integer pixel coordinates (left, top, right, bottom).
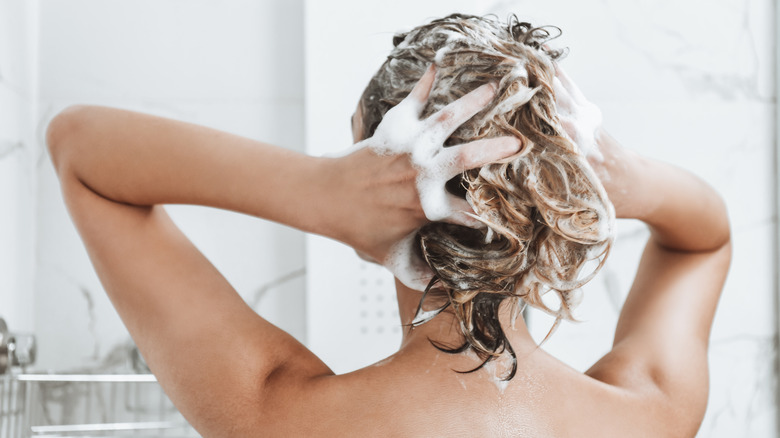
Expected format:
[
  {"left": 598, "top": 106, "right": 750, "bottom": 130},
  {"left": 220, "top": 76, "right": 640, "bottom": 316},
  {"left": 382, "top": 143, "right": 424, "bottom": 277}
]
[{"left": 0, "top": 318, "right": 36, "bottom": 374}]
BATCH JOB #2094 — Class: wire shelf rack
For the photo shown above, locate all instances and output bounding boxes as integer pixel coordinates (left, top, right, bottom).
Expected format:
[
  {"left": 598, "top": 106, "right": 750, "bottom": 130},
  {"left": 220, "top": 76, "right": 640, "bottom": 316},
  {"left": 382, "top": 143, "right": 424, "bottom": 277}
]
[{"left": 0, "top": 372, "right": 199, "bottom": 438}]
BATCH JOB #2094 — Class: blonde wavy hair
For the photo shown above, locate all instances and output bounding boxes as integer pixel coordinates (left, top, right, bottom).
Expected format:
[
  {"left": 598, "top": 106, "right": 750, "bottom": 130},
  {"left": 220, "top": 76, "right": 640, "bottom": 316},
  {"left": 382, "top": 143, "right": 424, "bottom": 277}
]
[{"left": 359, "top": 14, "right": 615, "bottom": 379}]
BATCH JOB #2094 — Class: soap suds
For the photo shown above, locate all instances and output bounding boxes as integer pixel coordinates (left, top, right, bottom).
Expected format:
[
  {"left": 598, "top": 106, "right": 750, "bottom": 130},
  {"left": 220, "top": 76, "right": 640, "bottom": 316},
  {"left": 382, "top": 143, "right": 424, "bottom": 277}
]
[
  {"left": 484, "top": 85, "right": 540, "bottom": 121},
  {"left": 484, "top": 358, "right": 513, "bottom": 393},
  {"left": 552, "top": 76, "right": 604, "bottom": 162},
  {"left": 347, "top": 83, "right": 499, "bottom": 291},
  {"left": 385, "top": 233, "right": 434, "bottom": 293}
]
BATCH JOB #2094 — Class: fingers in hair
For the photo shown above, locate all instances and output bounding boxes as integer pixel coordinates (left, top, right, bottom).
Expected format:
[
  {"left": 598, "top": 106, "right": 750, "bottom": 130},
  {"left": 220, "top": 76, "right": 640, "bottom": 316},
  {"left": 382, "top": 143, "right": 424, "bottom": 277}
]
[
  {"left": 436, "top": 136, "right": 521, "bottom": 179},
  {"left": 428, "top": 82, "right": 497, "bottom": 138},
  {"left": 405, "top": 64, "right": 437, "bottom": 109}
]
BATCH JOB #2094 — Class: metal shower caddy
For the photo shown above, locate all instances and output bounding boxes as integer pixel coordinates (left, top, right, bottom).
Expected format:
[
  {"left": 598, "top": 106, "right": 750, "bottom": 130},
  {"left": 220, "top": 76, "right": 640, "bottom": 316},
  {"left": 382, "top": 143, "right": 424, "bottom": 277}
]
[{"left": 0, "top": 317, "right": 198, "bottom": 437}]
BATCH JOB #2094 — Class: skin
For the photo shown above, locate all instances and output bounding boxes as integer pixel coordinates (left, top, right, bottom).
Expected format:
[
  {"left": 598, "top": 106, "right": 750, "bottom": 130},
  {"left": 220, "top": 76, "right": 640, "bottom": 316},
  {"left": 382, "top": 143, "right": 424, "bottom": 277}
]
[{"left": 47, "top": 65, "right": 730, "bottom": 437}]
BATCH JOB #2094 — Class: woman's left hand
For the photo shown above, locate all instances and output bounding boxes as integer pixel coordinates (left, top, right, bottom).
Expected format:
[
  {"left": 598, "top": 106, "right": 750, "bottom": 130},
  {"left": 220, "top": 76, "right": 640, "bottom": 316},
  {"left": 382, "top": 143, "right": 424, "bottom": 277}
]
[{"left": 323, "top": 65, "right": 522, "bottom": 264}]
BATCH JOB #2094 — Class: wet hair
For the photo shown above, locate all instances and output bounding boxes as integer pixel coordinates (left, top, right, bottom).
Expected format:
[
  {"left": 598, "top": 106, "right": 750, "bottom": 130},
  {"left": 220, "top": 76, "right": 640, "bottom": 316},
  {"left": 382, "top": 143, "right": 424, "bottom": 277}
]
[{"left": 359, "top": 14, "right": 615, "bottom": 379}]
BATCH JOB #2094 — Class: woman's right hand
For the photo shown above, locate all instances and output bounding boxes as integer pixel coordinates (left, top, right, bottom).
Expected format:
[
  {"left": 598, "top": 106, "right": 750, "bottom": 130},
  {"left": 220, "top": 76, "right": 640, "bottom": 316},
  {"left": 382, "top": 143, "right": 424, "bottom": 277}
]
[{"left": 323, "top": 65, "right": 522, "bottom": 264}]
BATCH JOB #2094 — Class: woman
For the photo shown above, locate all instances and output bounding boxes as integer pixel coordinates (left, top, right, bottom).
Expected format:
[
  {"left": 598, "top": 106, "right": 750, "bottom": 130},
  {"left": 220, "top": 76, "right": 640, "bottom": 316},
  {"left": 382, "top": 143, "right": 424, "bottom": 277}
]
[{"left": 47, "top": 14, "right": 730, "bottom": 438}]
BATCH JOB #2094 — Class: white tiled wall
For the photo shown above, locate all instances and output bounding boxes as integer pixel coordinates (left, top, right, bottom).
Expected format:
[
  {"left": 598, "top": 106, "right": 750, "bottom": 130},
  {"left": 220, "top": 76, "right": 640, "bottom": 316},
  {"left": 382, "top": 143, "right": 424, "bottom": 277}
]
[
  {"left": 0, "top": 0, "right": 37, "bottom": 334},
  {"left": 304, "top": 1, "right": 777, "bottom": 436},
  {"left": 1, "top": 0, "right": 776, "bottom": 436},
  {"left": 34, "top": 0, "right": 307, "bottom": 370}
]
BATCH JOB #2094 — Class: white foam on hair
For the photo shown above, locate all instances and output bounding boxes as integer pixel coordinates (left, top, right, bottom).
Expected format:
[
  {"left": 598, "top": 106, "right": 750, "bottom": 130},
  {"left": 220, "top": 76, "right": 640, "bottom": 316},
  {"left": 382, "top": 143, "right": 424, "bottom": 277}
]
[
  {"left": 593, "top": 201, "right": 615, "bottom": 240},
  {"left": 354, "top": 89, "right": 492, "bottom": 290},
  {"left": 325, "top": 100, "right": 465, "bottom": 290},
  {"left": 433, "top": 30, "right": 467, "bottom": 63},
  {"left": 327, "top": 105, "right": 454, "bottom": 290},
  {"left": 358, "top": 105, "right": 452, "bottom": 291},
  {"left": 345, "top": 27, "right": 561, "bottom": 292},
  {"left": 385, "top": 232, "right": 434, "bottom": 292},
  {"left": 371, "top": 92, "right": 473, "bottom": 224},
  {"left": 494, "top": 376, "right": 510, "bottom": 393},
  {"left": 575, "top": 153, "right": 616, "bottom": 241},
  {"left": 483, "top": 357, "right": 513, "bottom": 393},
  {"left": 434, "top": 46, "right": 448, "bottom": 64},
  {"left": 510, "top": 61, "right": 529, "bottom": 79},
  {"left": 485, "top": 85, "right": 540, "bottom": 120},
  {"left": 553, "top": 76, "right": 604, "bottom": 162}
]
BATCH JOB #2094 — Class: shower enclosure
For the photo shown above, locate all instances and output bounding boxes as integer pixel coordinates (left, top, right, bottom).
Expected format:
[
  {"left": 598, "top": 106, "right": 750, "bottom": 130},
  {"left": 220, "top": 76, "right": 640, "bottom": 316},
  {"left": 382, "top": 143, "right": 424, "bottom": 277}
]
[{"left": 0, "top": 318, "right": 198, "bottom": 437}]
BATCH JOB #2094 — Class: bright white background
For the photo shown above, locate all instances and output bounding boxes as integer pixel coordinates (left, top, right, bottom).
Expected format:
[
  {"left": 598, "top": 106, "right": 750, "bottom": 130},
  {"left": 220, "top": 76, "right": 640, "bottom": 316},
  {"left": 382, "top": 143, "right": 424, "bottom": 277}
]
[{"left": 0, "top": 0, "right": 776, "bottom": 436}]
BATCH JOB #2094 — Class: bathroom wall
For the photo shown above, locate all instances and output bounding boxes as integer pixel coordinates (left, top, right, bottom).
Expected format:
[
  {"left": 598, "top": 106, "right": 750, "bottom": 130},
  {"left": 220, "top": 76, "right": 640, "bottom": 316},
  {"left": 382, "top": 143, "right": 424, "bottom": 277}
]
[
  {"left": 0, "top": 0, "right": 37, "bottom": 334},
  {"left": 304, "top": 0, "right": 777, "bottom": 436},
  {"left": 33, "top": 0, "right": 306, "bottom": 371},
  {"left": 1, "top": 0, "right": 774, "bottom": 435}
]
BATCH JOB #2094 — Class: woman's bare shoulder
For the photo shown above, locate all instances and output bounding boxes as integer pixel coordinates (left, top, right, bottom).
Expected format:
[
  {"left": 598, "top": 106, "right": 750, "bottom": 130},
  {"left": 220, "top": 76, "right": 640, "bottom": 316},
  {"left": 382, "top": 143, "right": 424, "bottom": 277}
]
[{"left": 261, "top": 348, "right": 681, "bottom": 437}]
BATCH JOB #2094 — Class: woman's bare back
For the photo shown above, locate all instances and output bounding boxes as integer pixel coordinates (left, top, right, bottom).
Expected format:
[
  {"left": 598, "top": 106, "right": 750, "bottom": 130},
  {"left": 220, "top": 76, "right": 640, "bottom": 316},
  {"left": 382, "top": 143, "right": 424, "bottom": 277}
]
[
  {"left": 272, "top": 337, "right": 660, "bottom": 437},
  {"left": 45, "top": 64, "right": 730, "bottom": 435}
]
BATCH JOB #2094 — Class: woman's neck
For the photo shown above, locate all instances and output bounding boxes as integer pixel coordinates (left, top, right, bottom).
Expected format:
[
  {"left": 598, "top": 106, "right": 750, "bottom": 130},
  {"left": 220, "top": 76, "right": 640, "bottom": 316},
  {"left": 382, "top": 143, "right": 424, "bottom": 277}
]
[{"left": 393, "top": 278, "right": 539, "bottom": 356}]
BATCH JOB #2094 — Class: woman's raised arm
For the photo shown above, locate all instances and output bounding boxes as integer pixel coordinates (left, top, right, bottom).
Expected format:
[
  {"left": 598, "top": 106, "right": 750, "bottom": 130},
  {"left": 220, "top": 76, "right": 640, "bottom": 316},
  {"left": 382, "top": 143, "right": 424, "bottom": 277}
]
[
  {"left": 555, "top": 67, "right": 731, "bottom": 435},
  {"left": 44, "top": 67, "right": 521, "bottom": 436},
  {"left": 47, "top": 106, "right": 332, "bottom": 436},
  {"left": 588, "top": 136, "right": 730, "bottom": 435}
]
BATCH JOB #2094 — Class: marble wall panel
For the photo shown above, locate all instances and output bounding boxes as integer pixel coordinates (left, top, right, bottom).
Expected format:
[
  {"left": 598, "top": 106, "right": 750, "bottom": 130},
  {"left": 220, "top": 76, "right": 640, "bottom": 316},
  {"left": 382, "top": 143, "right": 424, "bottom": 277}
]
[
  {"left": 0, "top": 0, "right": 38, "bottom": 334},
  {"left": 34, "top": 0, "right": 306, "bottom": 371},
  {"left": 37, "top": 0, "right": 303, "bottom": 102}
]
